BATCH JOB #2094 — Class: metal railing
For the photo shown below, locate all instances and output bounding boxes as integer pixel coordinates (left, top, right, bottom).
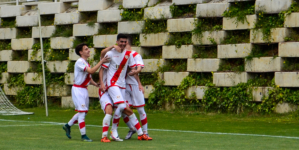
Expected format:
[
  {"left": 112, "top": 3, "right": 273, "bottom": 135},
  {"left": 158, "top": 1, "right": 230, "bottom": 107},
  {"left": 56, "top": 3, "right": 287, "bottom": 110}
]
[{"left": 0, "top": 0, "right": 57, "bottom": 5}]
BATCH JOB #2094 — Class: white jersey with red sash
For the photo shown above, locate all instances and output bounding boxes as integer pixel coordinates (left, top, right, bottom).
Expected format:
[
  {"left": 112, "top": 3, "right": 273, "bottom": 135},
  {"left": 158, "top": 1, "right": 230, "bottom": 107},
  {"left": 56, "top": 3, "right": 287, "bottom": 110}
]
[
  {"left": 71, "top": 58, "right": 91, "bottom": 112},
  {"left": 102, "top": 48, "right": 136, "bottom": 89},
  {"left": 125, "top": 50, "right": 144, "bottom": 85},
  {"left": 102, "top": 48, "right": 136, "bottom": 104},
  {"left": 73, "top": 58, "right": 91, "bottom": 87}
]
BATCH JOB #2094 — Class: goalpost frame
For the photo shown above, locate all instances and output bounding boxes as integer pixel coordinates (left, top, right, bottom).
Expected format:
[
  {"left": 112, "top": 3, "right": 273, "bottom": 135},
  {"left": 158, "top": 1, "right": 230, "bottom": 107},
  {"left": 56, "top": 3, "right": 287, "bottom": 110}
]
[{"left": 38, "top": 9, "right": 49, "bottom": 117}]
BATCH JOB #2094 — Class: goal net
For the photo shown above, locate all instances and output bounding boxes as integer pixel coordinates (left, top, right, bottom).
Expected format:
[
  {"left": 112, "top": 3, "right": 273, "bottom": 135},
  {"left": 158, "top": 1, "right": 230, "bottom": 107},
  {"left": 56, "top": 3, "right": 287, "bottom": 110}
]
[{"left": 0, "top": 86, "right": 34, "bottom": 115}]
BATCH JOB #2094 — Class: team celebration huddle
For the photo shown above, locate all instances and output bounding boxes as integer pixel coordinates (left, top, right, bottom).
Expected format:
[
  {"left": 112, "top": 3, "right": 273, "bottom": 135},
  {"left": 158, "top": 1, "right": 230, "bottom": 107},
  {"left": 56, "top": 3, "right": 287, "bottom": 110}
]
[{"left": 62, "top": 34, "right": 152, "bottom": 142}]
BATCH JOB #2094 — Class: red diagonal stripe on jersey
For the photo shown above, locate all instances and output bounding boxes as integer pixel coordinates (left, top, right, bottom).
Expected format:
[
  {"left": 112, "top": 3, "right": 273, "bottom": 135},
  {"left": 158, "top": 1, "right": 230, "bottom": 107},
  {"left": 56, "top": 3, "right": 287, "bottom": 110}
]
[
  {"left": 110, "top": 51, "right": 132, "bottom": 86},
  {"left": 133, "top": 52, "right": 138, "bottom": 57},
  {"left": 80, "top": 74, "right": 91, "bottom": 86}
]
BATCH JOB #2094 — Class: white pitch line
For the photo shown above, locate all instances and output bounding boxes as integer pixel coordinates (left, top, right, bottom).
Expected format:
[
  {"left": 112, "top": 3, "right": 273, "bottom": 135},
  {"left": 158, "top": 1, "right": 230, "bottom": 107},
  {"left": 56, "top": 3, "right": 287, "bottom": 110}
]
[
  {"left": 1, "top": 119, "right": 299, "bottom": 140},
  {"left": 0, "top": 124, "right": 51, "bottom": 127}
]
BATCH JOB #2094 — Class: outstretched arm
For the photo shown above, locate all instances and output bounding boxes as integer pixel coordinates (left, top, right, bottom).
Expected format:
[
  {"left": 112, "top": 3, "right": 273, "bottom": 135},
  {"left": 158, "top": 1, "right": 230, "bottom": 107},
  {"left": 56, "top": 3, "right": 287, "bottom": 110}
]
[
  {"left": 101, "top": 45, "right": 121, "bottom": 59},
  {"left": 86, "top": 56, "right": 109, "bottom": 74}
]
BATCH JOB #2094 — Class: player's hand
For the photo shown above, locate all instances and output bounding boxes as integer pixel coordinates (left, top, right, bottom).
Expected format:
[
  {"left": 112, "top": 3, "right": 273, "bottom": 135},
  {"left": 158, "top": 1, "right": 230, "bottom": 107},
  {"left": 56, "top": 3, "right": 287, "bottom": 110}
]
[
  {"left": 113, "top": 45, "right": 121, "bottom": 52},
  {"left": 100, "top": 84, "right": 106, "bottom": 92},
  {"left": 100, "top": 55, "right": 110, "bottom": 64},
  {"left": 129, "top": 70, "right": 138, "bottom": 76},
  {"left": 139, "top": 84, "right": 144, "bottom": 94},
  {"left": 94, "top": 83, "right": 99, "bottom": 88}
]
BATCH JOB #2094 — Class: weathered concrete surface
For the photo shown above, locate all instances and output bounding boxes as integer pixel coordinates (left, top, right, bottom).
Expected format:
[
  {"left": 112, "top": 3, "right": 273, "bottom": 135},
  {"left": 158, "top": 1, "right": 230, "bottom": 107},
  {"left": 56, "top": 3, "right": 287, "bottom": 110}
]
[
  {"left": 164, "top": 72, "right": 189, "bottom": 86},
  {"left": 187, "top": 59, "right": 220, "bottom": 72},
  {"left": 213, "top": 72, "right": 251, "bottom": 87},
  {"left": 218, "top": 43, "right": 252, "bottom": 58},
  {"left": 32, "top": 26, "right": 56, "bottom": 38},
  {"left": 162, "top": 45, "right": 193, "bottom": 59},
  {"left": 245, "top": 57, "right": 282, "bottom": 72},
  {"left": 186, "top": 86, "right": 206, "bottom": 99}
]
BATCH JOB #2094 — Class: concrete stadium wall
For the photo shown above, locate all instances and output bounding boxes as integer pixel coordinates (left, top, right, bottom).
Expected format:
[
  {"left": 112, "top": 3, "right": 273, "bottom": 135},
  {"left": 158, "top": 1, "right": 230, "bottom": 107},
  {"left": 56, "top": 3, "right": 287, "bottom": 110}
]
[{"left": 0, "top": 0, "right": 296, "bottom": 113}]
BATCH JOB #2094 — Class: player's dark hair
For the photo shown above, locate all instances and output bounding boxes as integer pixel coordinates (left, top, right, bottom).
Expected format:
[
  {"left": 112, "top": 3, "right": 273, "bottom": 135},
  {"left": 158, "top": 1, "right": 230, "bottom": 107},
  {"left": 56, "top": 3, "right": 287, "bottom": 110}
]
[
  {"left": 126, "top": 34, "right": 132, "bottom": 46},
  {"left": 75, "top": 43, "right": 88, "bottom": 56},
  {"left": 117, "top": 34, "right": 127, "bottom": 41}
]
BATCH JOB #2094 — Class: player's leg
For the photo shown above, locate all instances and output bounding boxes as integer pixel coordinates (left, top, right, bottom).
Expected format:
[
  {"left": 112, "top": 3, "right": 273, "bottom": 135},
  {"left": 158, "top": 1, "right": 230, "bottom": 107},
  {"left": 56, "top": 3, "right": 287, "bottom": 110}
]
[
  {"left": 136, "top": 107, "right": 149, "bottom": 135},
  {"left": 131, "top": 85, "right": 150, "bottom": 135},
  {"left": 123, "top": 113, "right": 136, "bottom": 140},
  {"left": 99, "top": 92, "right": 113, "bottom": 142},
  {"left": 108, "top": 86, "right": 127, "bottom": 141},
  {"left": 79, "top": 89, "right": 92, "bottom": 142},
  {"left": 130, "top": 84, "right": 152, "bottom": 140},
  {"left": 63, "top": 87, "right": 79, "bottom": 139},
  {"left": 123, "top": 86, "right": 137, "bottom": 139},
  {"left": 122, "top": 106, "right": 151, "bottom": 140}
]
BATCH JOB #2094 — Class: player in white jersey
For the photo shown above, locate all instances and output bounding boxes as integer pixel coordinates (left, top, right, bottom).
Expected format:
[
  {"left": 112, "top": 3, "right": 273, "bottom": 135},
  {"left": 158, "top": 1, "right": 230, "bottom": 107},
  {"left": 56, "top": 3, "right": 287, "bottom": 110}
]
[
  {"left": 63, "top": 43, "right": 109, "bottom": 142},
  {"left": 99, "top": 34, "right": 151, "bottom": 141},
  {"left": 122, "top": 36, "right": 152, "bottom": 140},
  {"left": 97, "top": 45, "right": 121, "bottom": 143}
]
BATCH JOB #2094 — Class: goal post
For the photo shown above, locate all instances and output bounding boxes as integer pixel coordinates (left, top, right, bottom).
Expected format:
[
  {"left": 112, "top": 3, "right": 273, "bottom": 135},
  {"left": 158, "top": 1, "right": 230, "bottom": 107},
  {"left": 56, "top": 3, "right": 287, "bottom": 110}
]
[{"left": 0, "top": 86, "right": 34, "bottom": 115}]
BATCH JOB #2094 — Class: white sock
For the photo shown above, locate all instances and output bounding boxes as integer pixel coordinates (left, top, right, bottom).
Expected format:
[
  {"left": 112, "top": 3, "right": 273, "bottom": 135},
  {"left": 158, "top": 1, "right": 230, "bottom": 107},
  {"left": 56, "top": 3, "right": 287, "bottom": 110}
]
[
  {"left": 111, "top": 103, "right": 126, "bottom": 131},
  {"left": 78, "top": 112, "right": 86, "bottom": 135},
  {"left": 102, "top": 114, "right": 112, "bottom": 138},
  {"left": 128, "top": 114, "right": 143, "bottom": 136},
  {"left": 122, "top": 114, "right": 135, "bottom": 130},
  {"left": 137, "top": 107, "right": 148, "bottom": 134},
  {"left": 68, "top": 113, "right": 79, "bottom": 126}
]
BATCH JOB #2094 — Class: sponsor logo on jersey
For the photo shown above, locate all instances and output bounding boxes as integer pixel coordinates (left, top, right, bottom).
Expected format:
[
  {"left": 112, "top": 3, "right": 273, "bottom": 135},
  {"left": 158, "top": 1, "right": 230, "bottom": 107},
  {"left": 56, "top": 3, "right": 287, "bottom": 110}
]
[{"left": 82, "top": 104, "right": 85, "bottom": 108}]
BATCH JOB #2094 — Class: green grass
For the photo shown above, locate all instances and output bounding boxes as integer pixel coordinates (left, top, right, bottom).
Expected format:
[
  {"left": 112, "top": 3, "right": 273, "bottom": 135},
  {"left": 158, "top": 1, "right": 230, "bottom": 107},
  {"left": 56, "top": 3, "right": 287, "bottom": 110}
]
[
  {"left": 98, "top": 23, "right": 118, "bottom": 35},
  {"left": 16, "top": 27, "right": 32, "bottom": 39},
  {"left": 1, "top": 108, "right": 299, "bottom": 149},
  {"left": 218, "top": 59, "right": 245, "bottom": 72},
  {"left": 51, "top": 25, "right": 73, "bottom": 37},
  {"left": 41, "top": 15, "right": 54, "bottom": 26}
]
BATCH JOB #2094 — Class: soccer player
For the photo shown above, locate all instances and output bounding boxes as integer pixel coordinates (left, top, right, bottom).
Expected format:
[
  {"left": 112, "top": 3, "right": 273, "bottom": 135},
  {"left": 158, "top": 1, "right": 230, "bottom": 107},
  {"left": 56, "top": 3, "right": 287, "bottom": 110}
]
[
  {"left": 100, "top": 34, "right": 151, "bottom": 141},
  {"left": 63, "top": 43, "right": 109, "bottom": 142},
  {"left": 122, "top": 36, "right": 152, "bottom": 140},
  {"left": 98, "top": 45, "right": 121, "bottom": 143}
]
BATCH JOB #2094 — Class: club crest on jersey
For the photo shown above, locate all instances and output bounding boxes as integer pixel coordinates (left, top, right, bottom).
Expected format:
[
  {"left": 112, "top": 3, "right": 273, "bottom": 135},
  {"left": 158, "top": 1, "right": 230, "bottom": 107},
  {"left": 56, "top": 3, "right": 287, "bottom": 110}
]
[
  {"left": 81, "top": 104, "right": 85, "bottom": 108},
  {"left": 117, "top": 95, "right": 120, "bottom": 99},
  {"left": 116, "top": 65, "right": 125, "bottom": 70},
  {"left": 125, "top": 55, "right": 129, "bottom": 59}
]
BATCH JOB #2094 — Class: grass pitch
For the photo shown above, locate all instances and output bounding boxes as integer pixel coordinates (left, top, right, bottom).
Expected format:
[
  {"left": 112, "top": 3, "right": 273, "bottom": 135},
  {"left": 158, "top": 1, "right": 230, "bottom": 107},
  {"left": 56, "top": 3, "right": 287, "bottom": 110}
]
[{"left": 1, "top": 108, "right": 299, "bottom": 150}]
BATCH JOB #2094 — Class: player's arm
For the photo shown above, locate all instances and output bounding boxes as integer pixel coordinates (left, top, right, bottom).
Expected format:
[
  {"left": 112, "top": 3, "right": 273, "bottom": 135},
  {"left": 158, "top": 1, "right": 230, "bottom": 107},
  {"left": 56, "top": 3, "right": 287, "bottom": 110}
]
[
  {"left": 129, "top": 54, "right": 143, "bottom": 76},
  {"left": 90, "top": 78, "right": 99, "bottom": 87},
  {"left": 85, "top": 56, "right": 109, "bottom": 74},
  {"left": 134, "top": 73, "right": 144, "bottom": 94},
  {"left": 100, "top": 45, "right": 121, "bottom": 59},
  {"left": 99, "top": 67, "right": 106, "bottom": 92}
]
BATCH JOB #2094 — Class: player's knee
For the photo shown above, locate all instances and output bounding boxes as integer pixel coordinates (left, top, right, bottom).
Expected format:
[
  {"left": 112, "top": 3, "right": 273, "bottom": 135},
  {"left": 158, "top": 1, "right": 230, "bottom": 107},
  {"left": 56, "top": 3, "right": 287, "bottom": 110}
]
[
  {"left": 117, "top": 103, "right": 127, "bottom": 112},
  {"left": 105, "top": 104, "right": 113, "bottom": 115},
  {"left": 123, "top": 107, "right": 133, "bottom": 116},
  {"left": 137, "top": 107, "right": 146, "bottom": 115}
]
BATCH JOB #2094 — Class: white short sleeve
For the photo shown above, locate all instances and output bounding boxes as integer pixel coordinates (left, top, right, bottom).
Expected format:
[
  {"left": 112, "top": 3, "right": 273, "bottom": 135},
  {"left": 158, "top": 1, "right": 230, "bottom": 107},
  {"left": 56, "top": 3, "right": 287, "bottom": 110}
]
[
  {"left": 76, "top": 59, "right": 88, "bottom": 72},
  {"left": 102, "top": 52, "right": 112, "bottom": 69},
  {"left": 134, "top": 54, "right": 144, "bottom": 68},
  {"left": 128, "top": 53, "right": 136, "bottom": 68}
]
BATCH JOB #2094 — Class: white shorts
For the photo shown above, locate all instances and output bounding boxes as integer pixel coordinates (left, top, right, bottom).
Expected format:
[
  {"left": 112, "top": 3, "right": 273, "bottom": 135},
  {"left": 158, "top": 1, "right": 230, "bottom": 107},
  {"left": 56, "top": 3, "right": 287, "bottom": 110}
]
[
  {"left": 107, "top": 86, "right": 126, "bottom": 104},
  {"left": 72, "top": 86, "right": 89, "bottom": 112},
  {"left": 99, "top": 91, "right": 113, "bottom": 114},
  {"left": 125, "top": 84, "right": 145, "bottom": 107}
]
